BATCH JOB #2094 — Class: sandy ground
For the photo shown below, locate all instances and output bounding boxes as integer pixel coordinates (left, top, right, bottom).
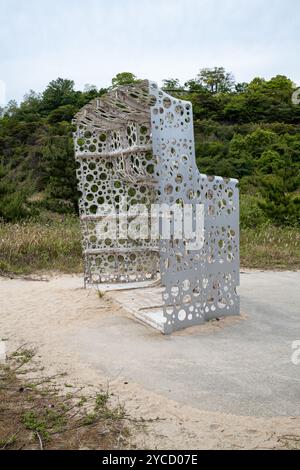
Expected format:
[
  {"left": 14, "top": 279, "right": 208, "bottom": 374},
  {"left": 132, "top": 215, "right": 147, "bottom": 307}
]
[{"left": 0, "top": 272, "right": 299, "bottom": 450}]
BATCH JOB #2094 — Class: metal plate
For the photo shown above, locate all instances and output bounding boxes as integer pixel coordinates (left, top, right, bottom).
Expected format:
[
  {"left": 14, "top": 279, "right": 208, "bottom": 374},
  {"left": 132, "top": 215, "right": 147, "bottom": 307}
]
[{"left": 149, "top": 82, "right": 240, "bottom": 334}]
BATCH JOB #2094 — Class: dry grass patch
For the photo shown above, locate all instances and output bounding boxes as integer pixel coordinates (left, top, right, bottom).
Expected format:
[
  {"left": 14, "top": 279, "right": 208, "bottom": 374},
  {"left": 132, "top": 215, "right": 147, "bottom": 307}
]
[
  {"left": 0, "top": 347, "right": 131, "bottom": 450},
  {"left": 0, "top": 217, "right": 299, "bottom": 275},
  {"left": 241, "top": 225, "right": 300, "bottom": 270},
  {"left": 0, "top": 215, "right": 82, "bottom": 275}
]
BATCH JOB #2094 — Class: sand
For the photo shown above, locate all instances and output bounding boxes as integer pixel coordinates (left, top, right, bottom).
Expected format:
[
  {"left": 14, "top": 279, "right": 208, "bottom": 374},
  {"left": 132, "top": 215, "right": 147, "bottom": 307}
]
[{"left": 0, "top": 273, "right": 299, "bottom": 450}]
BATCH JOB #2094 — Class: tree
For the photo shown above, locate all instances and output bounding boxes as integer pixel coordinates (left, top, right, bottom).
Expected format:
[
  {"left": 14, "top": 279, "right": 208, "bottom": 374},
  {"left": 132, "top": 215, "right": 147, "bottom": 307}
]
[
  {"left": 0, "top": 69, "right": 299, "bottom": 225},
  {"left": 258, "top": 174, "right": 300, "bottom": 226},
  {"left": 84, "top": 84, "right": 97, "bottom": 92},
  {"left": 240, "top": 75, "right": 296, "bottom": 123},
  {"left": 47, "top": 104, "right": 78, "bottom": 124},
  {"left": 258, "top": 149, "right": 284, "bottom": 174},
  {"left": 22, "top": 90, "right": 42, "bottom": 107},
  {"left": 42, "top": 78, "right": 77, "bottom": 111},
  {"left": 111, "top": 72, "right": 137, "bottom": 88},
  {"left": 235, "top": 82, "right": 248, "bottom": 94},
  {"left": 3, "top": 100, "right": 18, "bottom": 117},
  {"left": 197, "top": 67, "right": 235, "bottom": 94},
  {"left": 0, "top": 164, "right": 29, "bottom": 220},
  {"left": 162, "top": 78, "right": 183, "bottom": 91},
  {"left": 184, "top": 79, "right": 204, "bottom": 92},
  {"left": 44, "top": 134, "right": 78, "bottom": 212}
]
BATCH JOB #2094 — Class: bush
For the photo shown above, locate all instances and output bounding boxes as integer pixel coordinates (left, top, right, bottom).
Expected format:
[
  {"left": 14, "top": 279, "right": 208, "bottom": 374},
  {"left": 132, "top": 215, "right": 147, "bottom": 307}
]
[
  {"left": 258, "top": 175, "right": 300, "bottom": 226},
  {"left": 0, "top": 191, "right": 30, "bottom": 221},
  {"left": 240, "top": 194, "right": 269, "bottom": 228}
]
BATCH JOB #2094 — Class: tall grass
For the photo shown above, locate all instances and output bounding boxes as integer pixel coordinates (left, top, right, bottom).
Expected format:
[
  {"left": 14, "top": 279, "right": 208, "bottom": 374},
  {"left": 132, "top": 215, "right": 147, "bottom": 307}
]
[
  {"left": 0, "top": 215, "right": 83, "bottom": 275},
  {"left": 240, "top": 225, "right": 300, "bottom": 269},
  {"left": 0, "top": 216, "right": 299, "bottom": 275}
]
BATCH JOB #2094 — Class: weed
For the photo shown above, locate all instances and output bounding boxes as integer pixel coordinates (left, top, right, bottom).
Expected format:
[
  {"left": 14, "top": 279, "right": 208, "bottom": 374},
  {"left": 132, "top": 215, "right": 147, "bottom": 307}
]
[
  {"left": 22, "top": 411, "right": 49, "bottom": 439},
  {"left": 95, "top": 392, "right": 109, "bottom": 409},
  {"left": 0, "top": 347, "right": 131, "bottom": 450}
]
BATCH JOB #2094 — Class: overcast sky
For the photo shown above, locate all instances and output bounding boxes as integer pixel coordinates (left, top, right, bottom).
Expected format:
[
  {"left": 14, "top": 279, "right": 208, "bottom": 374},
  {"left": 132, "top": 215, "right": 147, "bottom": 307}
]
[{"left": 1, "top": 0, "right": 299, "bottom": 104}]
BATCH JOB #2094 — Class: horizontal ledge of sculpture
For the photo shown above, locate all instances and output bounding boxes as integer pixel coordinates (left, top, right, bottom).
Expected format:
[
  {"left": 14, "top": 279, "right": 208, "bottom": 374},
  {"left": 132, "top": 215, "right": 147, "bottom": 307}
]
[{"left": 75, "top": 144, "right": 153, "bottom": 158}]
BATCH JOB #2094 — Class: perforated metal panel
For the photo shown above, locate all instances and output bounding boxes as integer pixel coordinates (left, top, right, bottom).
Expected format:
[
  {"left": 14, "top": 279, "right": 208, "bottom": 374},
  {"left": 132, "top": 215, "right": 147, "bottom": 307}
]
[
  {"left": 149, "top": 82, "right": 239, "bottom": 333},
  {"left": 73, "top": 81, "right": 240, "bottom": 333}
]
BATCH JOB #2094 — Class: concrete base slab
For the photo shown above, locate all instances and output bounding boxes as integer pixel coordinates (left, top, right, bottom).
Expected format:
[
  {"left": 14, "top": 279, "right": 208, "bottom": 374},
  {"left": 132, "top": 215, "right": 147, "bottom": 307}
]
[
  {"left": 111, "top": 286, "right": 165, "bottom": 332},
  {"left": 88, "top": 280, "right": 166, "bottom": 332},
  {"left": 87, "top": 279, "right": 158, "bottom": 292},
  {"left": 75, "top": 270, "right": 300, "bottom": 417}
]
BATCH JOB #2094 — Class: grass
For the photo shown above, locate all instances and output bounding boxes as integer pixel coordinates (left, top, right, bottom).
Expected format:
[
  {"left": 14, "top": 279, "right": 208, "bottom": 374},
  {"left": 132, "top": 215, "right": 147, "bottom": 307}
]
[
  {"left": 0, "top": 347, "right": 130, "bottom": 450},
  {"left": 0, "top": 214, "right": 83, "bottom": 275},
  {"left": 0, "top": 215, "right": 299, "bottom": 275},
  {"left": 277, "top": 435, "right": 300, "bottom": 450},
  {"left": 240, "top": 225, "right": 300, "bottom": 270},
  {"left": 1, "top": 348, "right": 299, "bottom": 450}
]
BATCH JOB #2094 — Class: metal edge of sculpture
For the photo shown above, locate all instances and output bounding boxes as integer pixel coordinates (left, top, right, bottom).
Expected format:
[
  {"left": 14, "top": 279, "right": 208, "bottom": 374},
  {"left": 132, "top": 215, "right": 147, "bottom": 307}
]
[{"left": 73, "top": 80, "right": 240, "bottom": 334}]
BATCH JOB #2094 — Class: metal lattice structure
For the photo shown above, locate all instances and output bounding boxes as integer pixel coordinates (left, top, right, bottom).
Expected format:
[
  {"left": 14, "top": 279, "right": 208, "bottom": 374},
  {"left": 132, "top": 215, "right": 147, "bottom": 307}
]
[
  {"left": 73, "top": 80, "right": 240, "bottom": 334},
  {"left": 73, "top": 82, "right": 159, "bottom": 285}
]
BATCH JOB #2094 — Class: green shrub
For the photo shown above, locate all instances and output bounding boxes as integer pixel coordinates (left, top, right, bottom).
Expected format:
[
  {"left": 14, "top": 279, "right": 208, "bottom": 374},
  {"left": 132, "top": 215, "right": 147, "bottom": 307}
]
[
  {"left": 0, "top": 191, "right": 30, "bottom": 221},
  {"left": 240, "top": 194, "right": 269, "bottom": 228}
]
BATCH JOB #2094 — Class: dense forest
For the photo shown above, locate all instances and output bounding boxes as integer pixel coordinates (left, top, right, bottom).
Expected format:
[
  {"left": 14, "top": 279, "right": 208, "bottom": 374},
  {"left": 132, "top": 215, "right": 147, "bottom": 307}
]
[{"left": 0, "top": 68, "right": 299, "bottom": 228}]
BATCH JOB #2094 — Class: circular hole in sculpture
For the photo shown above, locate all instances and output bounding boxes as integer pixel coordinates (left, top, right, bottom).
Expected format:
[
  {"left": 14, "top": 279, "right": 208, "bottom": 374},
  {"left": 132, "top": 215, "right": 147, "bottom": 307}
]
[
  {"left": 178, "top": 309, "right": 186, "bottom": 321},
  {"left": 163, "top": 97, "right": 172, "bottom": 109}
]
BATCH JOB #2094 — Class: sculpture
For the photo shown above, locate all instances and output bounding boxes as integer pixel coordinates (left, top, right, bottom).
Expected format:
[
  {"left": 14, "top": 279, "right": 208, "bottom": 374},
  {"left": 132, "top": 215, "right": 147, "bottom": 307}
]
[{"left": 73, "top": 80, "right": 240, "bottom": 334}]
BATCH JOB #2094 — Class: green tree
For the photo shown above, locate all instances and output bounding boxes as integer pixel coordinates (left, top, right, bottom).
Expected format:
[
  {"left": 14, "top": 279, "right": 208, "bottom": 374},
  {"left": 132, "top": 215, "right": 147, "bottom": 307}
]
[
  {"left": 43, "top": 133, "right": 78, "bottom": 212},
  {"left": 111, "top": 72, "right": 138, "bottom": 88},
  {"left": 3, "top": 100, "right": 18, "bottom": 117},
  {"left": 42, "top": 78, "right": 77, "bottom": 112},
  {"left": 0, "top": 164, "right": 29, "bottom": 220},
  {"left": 235, "top": 82, "right": 248, "bottom": 93},
  {"left": 21, "top": 90, "right": 42, "bottom": 112},
  {"left": 184, "top": 79, "right": 204, "bottom": 92},
  {"left": 83, "top": 84, "right": 97, "bottom": 92},
  {"left": 258, "top": 174, "right": 300, "bottom": 226},
  {"left": 0, "top": 70, "right": 299, "bottom": 224},
  {"left": 47, "top": 104, "right": 78, "bottom": 124},
  {"left": 197, "top": 67, "right": 235, "bottom": 94},
  {"left": 162, "top": 78, "right": 183, "bottom": 91}
]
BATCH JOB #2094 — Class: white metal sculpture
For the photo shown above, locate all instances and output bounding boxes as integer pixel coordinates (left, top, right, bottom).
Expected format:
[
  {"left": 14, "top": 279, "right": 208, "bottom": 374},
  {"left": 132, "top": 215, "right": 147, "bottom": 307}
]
[{"left": 73, "top": 80, "right": 240, "bottom": 334}]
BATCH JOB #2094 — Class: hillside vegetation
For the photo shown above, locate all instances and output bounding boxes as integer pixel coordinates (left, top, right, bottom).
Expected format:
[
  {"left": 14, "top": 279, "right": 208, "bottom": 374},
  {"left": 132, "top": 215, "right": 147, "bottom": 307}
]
[{"left": 0, "top": 69, "right": 299, "bottom": 272}]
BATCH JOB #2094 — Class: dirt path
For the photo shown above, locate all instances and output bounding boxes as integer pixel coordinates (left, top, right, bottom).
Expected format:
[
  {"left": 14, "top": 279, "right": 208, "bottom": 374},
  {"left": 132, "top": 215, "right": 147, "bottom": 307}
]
[{"left": 0, "top": 273, "right": 299, "bottom": 450}]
